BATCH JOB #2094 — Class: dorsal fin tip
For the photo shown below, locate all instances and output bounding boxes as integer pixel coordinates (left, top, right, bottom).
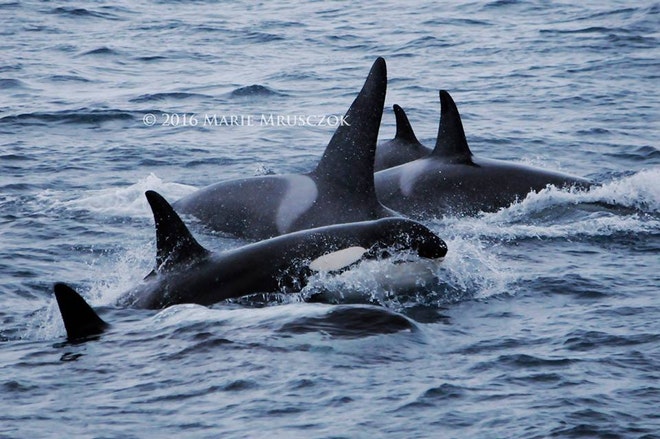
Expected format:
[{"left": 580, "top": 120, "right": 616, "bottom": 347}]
[
  {"left": 439, "top": 90, "right": 459, "bottom": 114},
  {"left": 392, "top": 104, "right": 419, "bottom": 143},
  {"left": 312, "top": 57, "right": 387, "bottom": 198},
  {"left": 145, "top": 190, "right": 209, "bottom": 271},
  {"left": 432, "top": 90, "right": 474, "bottom": 164}
]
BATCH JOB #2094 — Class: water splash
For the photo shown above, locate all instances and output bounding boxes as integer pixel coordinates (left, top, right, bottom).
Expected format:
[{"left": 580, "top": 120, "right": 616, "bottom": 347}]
[
  {"left": 441, "top": 168, "right": 660, "bottom": 241},
  {"left": 588, "top": 168, "right": 660, "bottom": 213},
  {"left": 503, "top": 168, "right": 660, "bottom": 217},
  {"left": 22, "top": 300, "right": 66, "bottom": 341},
  {"left": 301, "top": 237, "right": 511, "bottom": 310},
  {"left": 52, "top": 173, "right": 197, "bottom": 218},
  {"left": 24, "top": 170, "right": 658, "bottom": 341},
  {"left": 86, "top": 240, "right": 155, "bottom": 306}
]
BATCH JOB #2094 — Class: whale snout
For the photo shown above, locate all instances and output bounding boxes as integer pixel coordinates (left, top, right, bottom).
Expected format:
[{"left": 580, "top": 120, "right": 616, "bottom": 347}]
[
  {"left": 385, "top": 219, "right": 448, "bottom": 259},
  {"left": 414, "top": 231, "right": 448, "bottom": 259}
]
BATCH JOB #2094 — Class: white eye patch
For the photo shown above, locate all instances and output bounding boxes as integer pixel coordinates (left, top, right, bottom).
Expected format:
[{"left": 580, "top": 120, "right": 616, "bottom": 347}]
[{"left": 309, "top": 246, "right": 368, "bottom": 272}]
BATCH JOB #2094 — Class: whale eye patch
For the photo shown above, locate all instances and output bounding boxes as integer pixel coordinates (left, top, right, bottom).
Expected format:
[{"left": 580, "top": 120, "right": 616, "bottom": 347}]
[{"left": 308, "top": 246, "right": 368, "bottom": 273}]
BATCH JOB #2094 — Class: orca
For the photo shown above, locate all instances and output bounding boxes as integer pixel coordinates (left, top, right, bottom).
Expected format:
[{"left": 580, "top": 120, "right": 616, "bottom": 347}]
[
  {"left": 375, "top": 90, "right": 593, "bottom": 217},
  {"left": 53, "top": 190, "right": 447, "bottom": 339},
  {"left": 173, "top": 57, "right": 397, "bottom": 240},
  {"left": 374, "top": 104, "right": 432, "bottom": 171}
]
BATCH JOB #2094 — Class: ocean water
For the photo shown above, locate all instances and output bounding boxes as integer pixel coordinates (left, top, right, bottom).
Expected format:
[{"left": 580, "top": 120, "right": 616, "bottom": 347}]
[{"left": 1, "top": 1, "right": 659, "bottom": 438}]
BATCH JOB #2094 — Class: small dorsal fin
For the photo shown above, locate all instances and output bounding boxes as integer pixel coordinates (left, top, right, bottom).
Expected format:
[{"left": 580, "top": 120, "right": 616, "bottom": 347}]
[
  {"left": 54, "top": 283, "right": 108, "bottom": 340},
  {"left": 145, "top": 190, "right": 210, "bottom": 271},
  {"left": 393, "top": 104, "right": 420, "bottom": 143},
  {"left": 312, "top": 57, "right": 387, "bottom": 196},
  {"left": 431, "top": 90, "right": 474, "bottom": 164}
]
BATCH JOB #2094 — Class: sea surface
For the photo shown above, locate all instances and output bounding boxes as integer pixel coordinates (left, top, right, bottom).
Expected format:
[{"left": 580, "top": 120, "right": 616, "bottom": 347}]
[{"left": 1, "top": 1, "right": 659, "bottom": 438}]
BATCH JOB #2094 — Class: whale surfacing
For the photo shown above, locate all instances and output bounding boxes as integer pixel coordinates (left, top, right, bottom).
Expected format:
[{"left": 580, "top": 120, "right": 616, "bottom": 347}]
[
  {"left": 374, "top": 104, "right": 432, "bottom": 172},
  {"left": 174, "top": 57, "right": 396, "bottom": 240},
  {"left": 375, "top": 91, "right": 592, "bottom": 217},
  {"left": 53, "top": 190, "right": 448, "bottom": 340}
]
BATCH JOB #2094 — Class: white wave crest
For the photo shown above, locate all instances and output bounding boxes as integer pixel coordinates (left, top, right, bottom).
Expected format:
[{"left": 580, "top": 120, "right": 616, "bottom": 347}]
[
  {"left": 55, "top": 173, "right": 197, "bottom": 217},
  {"left": 587, "top": 168, "right": 660, "bottom": 213},
  {"left": 439, "top": 168, "right": 660, "bottom": 240},
  {"left": 506, "top": 168, "right": 660, "bottom": 217},
  {"left": 302, "top": 236, "right": 512, "bottom": 307}
]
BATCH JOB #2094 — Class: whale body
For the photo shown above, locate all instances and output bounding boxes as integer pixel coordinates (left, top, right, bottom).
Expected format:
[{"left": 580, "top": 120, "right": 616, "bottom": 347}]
[
  {"left": 53, "top": 190, "right": 448, "bottom": 339},
  {"left": 374, "top": 104, "right": 431, "bottom": 172},
  {"left": 375, "top": 91, "right": 592, "bottom": 217},
  {"left": 174, "top": 58, "right": 396, "bottom": 240}
]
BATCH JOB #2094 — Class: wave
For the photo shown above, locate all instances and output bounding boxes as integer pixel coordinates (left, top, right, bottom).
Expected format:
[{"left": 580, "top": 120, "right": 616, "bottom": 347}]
[
  {"left": 49, "top": 7, "right": 121, "bottom": 21},
  {"left": 439, "top": 168, "right": 660, "bottom": 241},
  {"left": 132, "top": 55, "right": 168, "bottom": 62},
  {"left": 507, "top": 168, "right": 660, "bottom": 215},
  {"left": 0, "top": 78, "right": 26, "bottom": 89},
  {"left": 0, "top": 108, "right": 135, "bottom": 125},
  {"left": 301, "top": 235, "right": 511, "bottom": 310},
  {"left": 229, "top": 85, "right": 286, "bottom": 98},
  {"left": 130, "top": 92, "right": 213, "bottom": 103},
  {"left": 50, "top": 173, "right": 197, "bottom": 218},
  {"left": 241, "top": 31, "right": 285, "bottom": 43},
  {"left": 607, "top": 145, "right": 660, "bottom": 162},
  {"left": 48, "top": 74, "right": 92, "bottom": 83},
  {"left": 78, "top": 47, "right": 120, "bottom": 56}
]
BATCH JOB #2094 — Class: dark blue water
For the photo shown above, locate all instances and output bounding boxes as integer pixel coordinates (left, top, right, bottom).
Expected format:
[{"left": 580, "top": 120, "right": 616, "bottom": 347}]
[{"left": 1, "top": 1, "right": 658, "bottom": 438}]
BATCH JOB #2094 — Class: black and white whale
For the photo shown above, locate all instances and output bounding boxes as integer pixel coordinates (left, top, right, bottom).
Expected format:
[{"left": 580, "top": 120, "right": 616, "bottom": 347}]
[
  {"left": 374, "top": 104, "right": 431, "bottom": 172},
  {"left": 174, "top": 57, "right": 396, "bottom": 240},
  {"left": 53, "top": 190, "right": 447, "bottom": 339},
  {"left": 375, "top": 90, "right": 593, "bottom": 217}
]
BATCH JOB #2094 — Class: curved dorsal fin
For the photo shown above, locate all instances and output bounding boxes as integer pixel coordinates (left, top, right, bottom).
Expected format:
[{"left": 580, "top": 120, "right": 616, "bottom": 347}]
[
  {"left": 54, "top": 283, "right": 108, "bottom": 340},
  {"left": 431, "top": 90, "right": 474, "bottom": 164},
  {"left": 145, "top": 190, "right": 210, "bottom": 272},
  {"left": 393, "top": 104, "right": 420, "bottom": 143},
  {"left": 312, "top": 57, "right": 387, "bottom": 196}
]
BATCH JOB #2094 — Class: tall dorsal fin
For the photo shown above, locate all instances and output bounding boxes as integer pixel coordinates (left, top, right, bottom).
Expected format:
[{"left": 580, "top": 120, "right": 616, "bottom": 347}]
[
  {"left": 431, "top": 90, "right": 474, "bottom": 164},
  {"left": 312, "top": 57, "right": 387, "bottom": 196},
  {"left": 393, "top": 104, "right": 420, "bottom": 143},
  {"left": 145, "top": 190, "right": 210, "bottom": 272},
  {"left": 54, "top": 283, "right": 108, "bottom": 340}
]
